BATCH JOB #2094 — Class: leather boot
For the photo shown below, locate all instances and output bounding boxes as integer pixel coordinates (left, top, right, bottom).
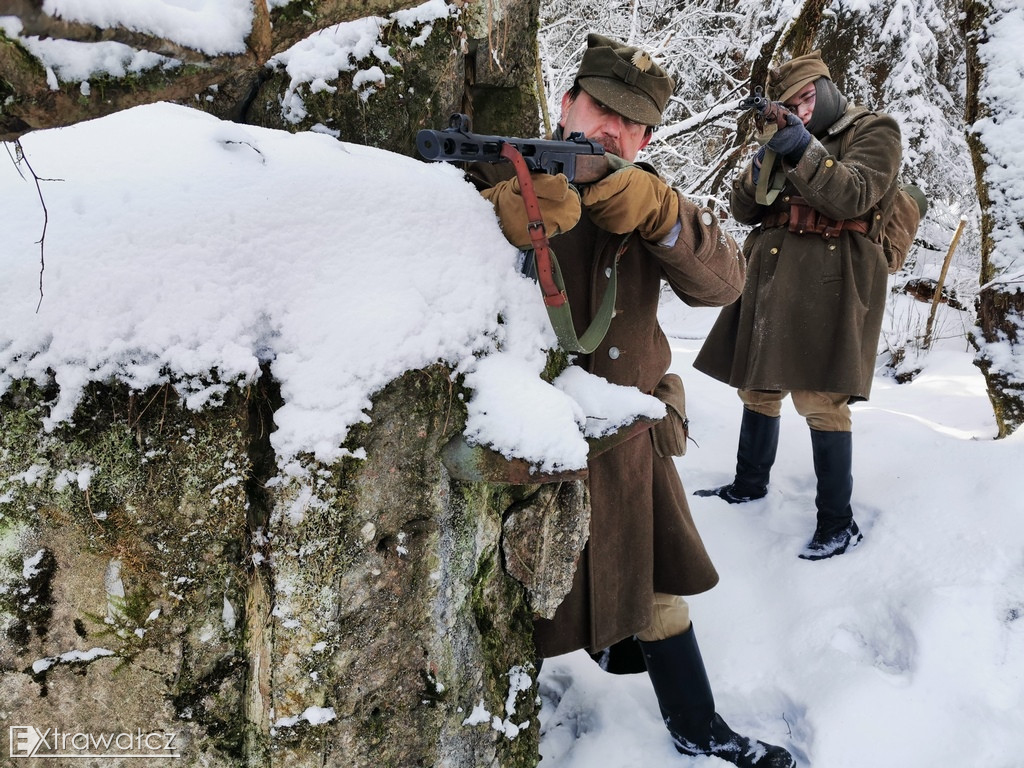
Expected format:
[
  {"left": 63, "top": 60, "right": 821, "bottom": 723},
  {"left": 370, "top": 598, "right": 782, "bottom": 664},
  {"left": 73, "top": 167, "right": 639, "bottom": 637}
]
[
  {"left": 590, "top": 634, "right": 648, "bottom": 675},
  {"left": 639, "top": 626, "right": 795, "bottom": 767},
  {"left": 799, "top": 429, "right": 863, "bottom": 560},
  {"left": 695, "top": 408, "right": 780, "bottom": 503}
]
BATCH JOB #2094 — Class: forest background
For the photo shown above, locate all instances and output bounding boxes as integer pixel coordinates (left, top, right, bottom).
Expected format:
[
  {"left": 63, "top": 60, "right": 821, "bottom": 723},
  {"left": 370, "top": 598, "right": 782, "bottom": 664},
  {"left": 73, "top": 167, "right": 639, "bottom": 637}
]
[{"left": 4, "top": 0, "right": 1022, "bottom": 424}]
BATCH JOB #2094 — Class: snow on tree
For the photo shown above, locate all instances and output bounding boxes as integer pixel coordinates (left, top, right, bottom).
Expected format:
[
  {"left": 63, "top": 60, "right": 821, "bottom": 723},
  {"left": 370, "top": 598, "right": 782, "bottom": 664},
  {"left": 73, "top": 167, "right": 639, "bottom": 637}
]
[
  {"left": 536, "top": 0, "right": 1012, "bottom": 416},
  {"left": 966, "top": 0, "right": 1024, "bottom": 436}
]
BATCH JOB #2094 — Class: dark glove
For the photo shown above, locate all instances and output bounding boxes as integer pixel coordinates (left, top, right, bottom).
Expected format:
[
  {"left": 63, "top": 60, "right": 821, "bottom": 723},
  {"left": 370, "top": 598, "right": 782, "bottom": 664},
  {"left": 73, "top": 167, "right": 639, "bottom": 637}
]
[
  {"left": 766, "top": 112, "right": 811, "bottom": 163},
  {"left": 751, "top": 146, "right": 767, "bottom": 185},
  {"left": 481, "top": 173, "right": 581, "bottom": 248},
  {"left": 580, "top": 166, "right": 679, "bottom": 242}
]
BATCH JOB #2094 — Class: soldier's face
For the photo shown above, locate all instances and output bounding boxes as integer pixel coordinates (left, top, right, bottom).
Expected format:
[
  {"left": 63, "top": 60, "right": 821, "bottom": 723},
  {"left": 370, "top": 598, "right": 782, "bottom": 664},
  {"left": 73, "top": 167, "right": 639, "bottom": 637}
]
[
  {"left": 559, "top": 90, "right": 652, "bottom": 162},
  {"left": 785, "top": 82, "right": 817, "bottom": 126}
]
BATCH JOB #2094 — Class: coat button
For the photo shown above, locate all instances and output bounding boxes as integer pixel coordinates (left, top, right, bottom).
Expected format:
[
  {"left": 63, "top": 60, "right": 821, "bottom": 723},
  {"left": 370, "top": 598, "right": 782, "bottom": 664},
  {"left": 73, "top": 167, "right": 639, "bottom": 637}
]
[
  {"left": 829, "top": 244, "right": 837, "bottom": 250},
  {"left": 605, "top": 267, "right": 613, "bottom": 278},
  {"left": 701, "top": 211, "right": 713, "bottom": 226},
  {"left": 825, "top": 159, "right": 834, "bottom": 167},
  {"left": 608, "top": 347, "right": 620, "bottom": 360},
  {"left": 770, "top": 247, "right": 779, "bottom": 254}
]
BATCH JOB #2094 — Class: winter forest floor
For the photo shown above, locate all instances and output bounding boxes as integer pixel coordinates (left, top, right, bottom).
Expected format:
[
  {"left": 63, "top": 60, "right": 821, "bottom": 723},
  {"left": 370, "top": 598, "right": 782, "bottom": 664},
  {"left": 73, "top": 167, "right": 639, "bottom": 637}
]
[{"left": 536, "top": 301, "right": 1024, "bottom": 768}]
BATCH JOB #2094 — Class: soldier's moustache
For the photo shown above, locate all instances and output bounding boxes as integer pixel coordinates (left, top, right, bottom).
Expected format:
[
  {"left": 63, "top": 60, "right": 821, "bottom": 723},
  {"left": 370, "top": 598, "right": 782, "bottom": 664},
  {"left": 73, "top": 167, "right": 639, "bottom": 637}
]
[{"left": 591, "top": 135, "right": 623, "bottom": 160}]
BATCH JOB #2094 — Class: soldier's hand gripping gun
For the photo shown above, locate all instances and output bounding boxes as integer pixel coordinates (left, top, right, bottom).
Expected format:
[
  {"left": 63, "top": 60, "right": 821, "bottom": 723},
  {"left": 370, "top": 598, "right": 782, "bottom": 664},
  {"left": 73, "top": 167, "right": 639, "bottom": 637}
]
[
  {"left": 417, "top": 113, "right": 622, "bottom": 356},
  {"left": 738, "top": 87, "right": 798, "bottom": 205},
  {"left": 416, "top": 113, "right": 610, "bottom": 184},
  {"left": 738, "top": 86, "right": 793, "bottom": 134}
]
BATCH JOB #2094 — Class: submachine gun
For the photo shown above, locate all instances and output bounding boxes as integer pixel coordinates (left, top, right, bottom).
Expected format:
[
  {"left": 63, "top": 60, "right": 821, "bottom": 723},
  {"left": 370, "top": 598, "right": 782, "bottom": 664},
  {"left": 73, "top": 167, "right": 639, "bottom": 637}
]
[
  {"left": 418, "top": 117, "right": 658, "bottom": 480},
  {"left": 416, "top": 113, "right": 620, "bottom": 356},
  {"left": 416, "top": 113, "right": 611, "bottom": 184}
]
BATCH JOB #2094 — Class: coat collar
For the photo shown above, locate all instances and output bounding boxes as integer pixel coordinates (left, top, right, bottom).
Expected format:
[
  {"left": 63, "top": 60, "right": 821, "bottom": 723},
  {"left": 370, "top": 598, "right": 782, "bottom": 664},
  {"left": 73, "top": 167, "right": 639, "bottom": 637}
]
[{"left": 826, "top": 105, "right": 873, "bottom": 138}]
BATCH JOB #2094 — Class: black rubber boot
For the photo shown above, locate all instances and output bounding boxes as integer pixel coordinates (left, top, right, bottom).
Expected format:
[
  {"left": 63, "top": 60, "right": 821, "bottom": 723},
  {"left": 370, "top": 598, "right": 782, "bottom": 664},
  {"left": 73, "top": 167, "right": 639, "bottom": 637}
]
[
  {"left": 799, "top": 429, "right": 863, "bottom": 560},
  {"left": 639, "top": 626, "right": 796, "bottom": 767},
  {"left": 695, "top": 408, "right": 780, "bottom": 503},
  {"left": 590, "top": 634, "right": 647, "bottom": 675}
]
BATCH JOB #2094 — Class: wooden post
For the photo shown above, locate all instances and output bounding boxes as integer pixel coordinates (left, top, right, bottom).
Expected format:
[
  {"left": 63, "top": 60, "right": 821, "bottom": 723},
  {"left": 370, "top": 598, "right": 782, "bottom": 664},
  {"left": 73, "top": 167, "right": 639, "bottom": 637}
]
[{"left": 924, "top": 216, "right": 967, "bottom": 349}]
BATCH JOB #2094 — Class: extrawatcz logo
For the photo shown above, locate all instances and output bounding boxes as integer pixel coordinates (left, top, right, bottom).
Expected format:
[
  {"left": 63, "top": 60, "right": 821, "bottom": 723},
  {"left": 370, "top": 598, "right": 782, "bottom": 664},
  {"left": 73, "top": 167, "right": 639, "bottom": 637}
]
[{"left": 9, "top": 725, "right": 180, "bottom": 759}]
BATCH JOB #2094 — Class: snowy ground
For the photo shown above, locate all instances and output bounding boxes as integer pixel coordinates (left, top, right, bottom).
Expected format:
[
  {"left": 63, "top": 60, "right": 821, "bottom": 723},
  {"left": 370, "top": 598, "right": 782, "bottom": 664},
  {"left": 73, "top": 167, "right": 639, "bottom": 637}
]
[{"left": 538, "top": 302, "right": 1024, "bottom": 768}]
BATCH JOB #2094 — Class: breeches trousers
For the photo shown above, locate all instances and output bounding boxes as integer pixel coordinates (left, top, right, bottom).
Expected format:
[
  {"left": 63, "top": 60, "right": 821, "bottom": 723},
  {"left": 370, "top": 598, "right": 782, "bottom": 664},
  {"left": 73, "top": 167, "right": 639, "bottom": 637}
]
[
  {"left": 739, "top": 388, "right": 852, "bottom": 432},
  {"left": 636, "top": 593, "right": 691, "bottom": 642}
]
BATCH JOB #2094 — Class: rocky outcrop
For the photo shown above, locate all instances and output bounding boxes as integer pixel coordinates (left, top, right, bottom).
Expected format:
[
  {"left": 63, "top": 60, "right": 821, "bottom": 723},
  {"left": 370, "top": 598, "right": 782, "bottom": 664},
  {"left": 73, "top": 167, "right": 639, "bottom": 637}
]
[
  {"left": 0, "top": 367, "right": 544, "bottom": 767},
  {"left": 1, "top": 0, "right": 542, "bottom": 149}
]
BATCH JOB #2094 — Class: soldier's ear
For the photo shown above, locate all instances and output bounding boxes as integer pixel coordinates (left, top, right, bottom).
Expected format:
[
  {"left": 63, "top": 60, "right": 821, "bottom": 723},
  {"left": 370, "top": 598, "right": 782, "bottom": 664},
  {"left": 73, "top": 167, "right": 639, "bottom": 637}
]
[
  {"left": 560, "top": 90, "right": 575, "bottom": 116},
  {"left": 559, "top": 91, "right": 578, "bottom": 131},
  {"left": 638, "top": 127, "right": 653, "bottom": 151}
]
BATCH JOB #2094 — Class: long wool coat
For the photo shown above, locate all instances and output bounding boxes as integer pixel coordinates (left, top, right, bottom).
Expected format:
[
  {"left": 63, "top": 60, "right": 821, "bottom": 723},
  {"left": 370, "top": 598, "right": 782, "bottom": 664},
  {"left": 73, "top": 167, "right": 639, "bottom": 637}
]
[
  {"left": 472, "top": 162, "right": 746, "bottom": 656},
  {"left": 693, "top": 107, "right": 902, "bottom": 400}
]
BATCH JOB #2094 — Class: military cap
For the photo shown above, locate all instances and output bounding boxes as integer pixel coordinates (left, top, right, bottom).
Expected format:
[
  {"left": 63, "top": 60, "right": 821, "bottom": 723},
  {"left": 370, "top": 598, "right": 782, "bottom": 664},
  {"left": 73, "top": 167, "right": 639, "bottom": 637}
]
[
  {"left": 767, "top": 50, "right": 832, "bottom": 103},
  {"left": 575, "top": 33, "right": 673, "bottom": 127}
]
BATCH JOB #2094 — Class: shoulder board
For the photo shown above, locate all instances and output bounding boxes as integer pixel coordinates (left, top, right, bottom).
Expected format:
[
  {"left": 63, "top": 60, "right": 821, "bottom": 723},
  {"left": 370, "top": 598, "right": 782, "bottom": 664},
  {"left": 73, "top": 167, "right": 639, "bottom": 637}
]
[{"left": 828, "top": 105, "right": 875, "bottom": 137}]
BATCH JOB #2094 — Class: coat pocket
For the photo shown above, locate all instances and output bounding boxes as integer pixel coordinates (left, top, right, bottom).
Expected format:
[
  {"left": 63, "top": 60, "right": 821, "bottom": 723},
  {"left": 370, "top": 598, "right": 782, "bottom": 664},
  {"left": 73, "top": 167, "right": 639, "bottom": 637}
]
[{"left": 651, "top": 373, "right": 689, "bottom": 457}]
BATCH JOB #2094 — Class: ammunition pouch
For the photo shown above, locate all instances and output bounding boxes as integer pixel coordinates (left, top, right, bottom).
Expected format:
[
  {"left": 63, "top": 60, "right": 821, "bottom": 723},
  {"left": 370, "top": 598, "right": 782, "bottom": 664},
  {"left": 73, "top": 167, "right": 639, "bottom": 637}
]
[
  {"left": 760, "top": 196, "right": 871, "bottom": 239},
  {"left": 651, "top": 374, "right": 689, "bottom": 458}
]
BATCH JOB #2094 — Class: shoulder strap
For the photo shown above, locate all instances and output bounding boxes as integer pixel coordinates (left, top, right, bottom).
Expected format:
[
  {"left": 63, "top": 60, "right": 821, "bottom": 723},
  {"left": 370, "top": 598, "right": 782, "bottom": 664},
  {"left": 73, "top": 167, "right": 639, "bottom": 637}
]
[
  {"left": 531, "top": 236, "right": 630, "bottom": 355},
  {"left": 754, "top": 148, "right": 785, "bottom": 206},
  {"left": 833, "top": 107, "right": 900, "bottom": 241},
  {"left": 500, "top": 142, "right": 622, "bottom": 355}
]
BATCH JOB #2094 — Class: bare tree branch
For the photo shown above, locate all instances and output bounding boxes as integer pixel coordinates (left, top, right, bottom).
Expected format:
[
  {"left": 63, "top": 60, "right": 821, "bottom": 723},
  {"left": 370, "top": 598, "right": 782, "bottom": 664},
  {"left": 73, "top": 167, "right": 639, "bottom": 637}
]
[{"left": 6, "top": 139, "right": 61, "bottom": 311}]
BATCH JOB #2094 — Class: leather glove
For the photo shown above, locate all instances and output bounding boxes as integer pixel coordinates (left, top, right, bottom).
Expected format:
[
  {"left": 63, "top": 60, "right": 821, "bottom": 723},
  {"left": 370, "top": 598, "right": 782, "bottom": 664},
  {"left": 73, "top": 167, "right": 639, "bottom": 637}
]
[
  {"left": 766, "top": 112, "right": 811, "bottom": 163},
  {"left": 580, "top": 166, "right": 680, "bottom": 243},
  {"left": 751, "top": 145, "right": 767, "bottom": 185},
  {"left": 480, "top": 173, "right": 581, "bottom": 249}
]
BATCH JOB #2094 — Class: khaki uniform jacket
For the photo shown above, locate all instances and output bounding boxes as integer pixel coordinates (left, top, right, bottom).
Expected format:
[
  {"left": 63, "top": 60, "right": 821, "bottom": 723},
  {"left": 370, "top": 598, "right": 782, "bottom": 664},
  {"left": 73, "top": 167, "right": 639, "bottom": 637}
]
[
  {"left": 472, "top": 162, "right": 745, "bottom": 656},
  {"left": 694, "top": 107, "right": 902, "bottom": 400}
]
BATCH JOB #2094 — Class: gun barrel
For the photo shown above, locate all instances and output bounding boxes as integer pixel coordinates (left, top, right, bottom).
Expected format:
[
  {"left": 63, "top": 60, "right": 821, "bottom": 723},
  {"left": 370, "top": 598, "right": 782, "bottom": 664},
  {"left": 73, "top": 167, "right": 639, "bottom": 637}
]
[
  {"left": 416, "top": 130, "right": 506, "bottom": 163},
  {"left": 739, "top": 85, "right": 775, "bottom": 112},
  {"left": 416, "top": 114, "right": 607, "bottom": 182}
]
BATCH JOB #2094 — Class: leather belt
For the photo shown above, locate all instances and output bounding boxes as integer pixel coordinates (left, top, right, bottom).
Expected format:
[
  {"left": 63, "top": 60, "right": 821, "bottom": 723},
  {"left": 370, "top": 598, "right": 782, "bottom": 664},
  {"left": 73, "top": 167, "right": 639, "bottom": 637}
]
[{"left": 760, "top": 196, "right": 870, "bottom": 239}]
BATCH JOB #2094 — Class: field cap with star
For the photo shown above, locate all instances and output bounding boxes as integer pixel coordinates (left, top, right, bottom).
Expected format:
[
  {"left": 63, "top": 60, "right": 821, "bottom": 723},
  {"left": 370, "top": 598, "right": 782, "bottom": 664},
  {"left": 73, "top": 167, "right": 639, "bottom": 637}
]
[{"left": 575, "top": 33, "right": 673, "bottom": 127}]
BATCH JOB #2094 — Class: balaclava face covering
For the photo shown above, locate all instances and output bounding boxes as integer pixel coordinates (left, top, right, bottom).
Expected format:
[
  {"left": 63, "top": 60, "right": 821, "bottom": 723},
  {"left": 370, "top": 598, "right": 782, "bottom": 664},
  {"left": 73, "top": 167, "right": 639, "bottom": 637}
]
[{"left": 805, "top": 77, "right": 848, "bottom": 136}]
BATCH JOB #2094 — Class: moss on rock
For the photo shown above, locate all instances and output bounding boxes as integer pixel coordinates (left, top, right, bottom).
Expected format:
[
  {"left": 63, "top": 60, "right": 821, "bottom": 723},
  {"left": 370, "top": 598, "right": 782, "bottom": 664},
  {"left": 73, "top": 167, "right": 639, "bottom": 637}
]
[{"left": 2, "top": 361, "right": 546, "bottom": 767}]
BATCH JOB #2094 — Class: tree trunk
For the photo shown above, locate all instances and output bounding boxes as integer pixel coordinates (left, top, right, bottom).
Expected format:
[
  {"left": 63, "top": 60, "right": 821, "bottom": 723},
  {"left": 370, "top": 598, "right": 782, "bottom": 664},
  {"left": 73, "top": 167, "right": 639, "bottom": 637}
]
[{"left": 964, "top": 0, "right": 1024, "bottom": 437}]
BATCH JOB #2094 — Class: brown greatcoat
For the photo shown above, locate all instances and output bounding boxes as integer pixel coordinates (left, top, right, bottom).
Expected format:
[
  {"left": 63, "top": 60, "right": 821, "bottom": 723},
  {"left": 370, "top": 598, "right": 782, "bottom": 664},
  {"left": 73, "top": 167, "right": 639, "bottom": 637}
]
[
  {"left": 473, "top": 162, "right": 746, "bottom": 656},
  {"left": 693, "top": 106, "right": 902, "bottom": 400}
]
